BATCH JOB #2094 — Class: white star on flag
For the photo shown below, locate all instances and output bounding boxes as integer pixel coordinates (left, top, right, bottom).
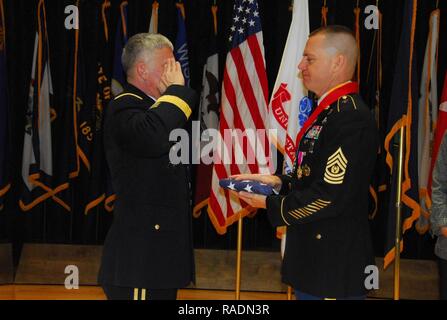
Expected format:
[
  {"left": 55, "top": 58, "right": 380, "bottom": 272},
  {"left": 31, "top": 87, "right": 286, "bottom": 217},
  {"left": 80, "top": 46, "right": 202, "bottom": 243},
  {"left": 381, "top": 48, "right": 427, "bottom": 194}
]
[{"left": 244, "top": 184, "right": 253, "bottom": 193}]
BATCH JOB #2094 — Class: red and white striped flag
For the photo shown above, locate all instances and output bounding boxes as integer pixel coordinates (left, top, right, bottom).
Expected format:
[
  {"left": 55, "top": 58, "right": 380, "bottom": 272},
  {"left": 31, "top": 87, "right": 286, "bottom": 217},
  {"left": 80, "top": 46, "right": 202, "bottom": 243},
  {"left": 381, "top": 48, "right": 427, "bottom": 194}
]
[{"left": 208, "top": 0, "right": 272, "bottom": 234}]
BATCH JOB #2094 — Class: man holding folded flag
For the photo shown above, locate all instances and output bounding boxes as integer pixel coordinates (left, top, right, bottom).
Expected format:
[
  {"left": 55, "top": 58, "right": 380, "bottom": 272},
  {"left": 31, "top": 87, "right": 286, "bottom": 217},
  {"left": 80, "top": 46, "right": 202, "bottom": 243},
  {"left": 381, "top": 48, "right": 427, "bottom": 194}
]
[{"left": 231, "top": 26, "right": 378, "bottom": 300}]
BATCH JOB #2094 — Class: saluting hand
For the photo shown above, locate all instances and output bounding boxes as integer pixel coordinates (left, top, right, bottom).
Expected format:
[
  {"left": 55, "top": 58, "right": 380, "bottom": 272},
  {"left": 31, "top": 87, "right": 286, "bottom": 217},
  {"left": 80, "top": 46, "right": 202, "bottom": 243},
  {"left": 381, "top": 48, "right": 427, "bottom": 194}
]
[{"left": 158, "top": 58, "right": 185, "bottom": 94}]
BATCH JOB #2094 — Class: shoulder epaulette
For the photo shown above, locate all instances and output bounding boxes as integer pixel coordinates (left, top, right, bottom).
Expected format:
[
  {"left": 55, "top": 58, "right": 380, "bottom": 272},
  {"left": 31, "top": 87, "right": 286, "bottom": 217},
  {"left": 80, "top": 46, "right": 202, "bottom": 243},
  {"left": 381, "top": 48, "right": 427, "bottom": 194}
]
[
  {"left": 151, "top": 95, "right": 192, "bottom": 119},
  {"left": 113, "top": 93, "right": 144, "bottom": 101},
  {"left": 336, "top": 95, "right": 358, "bottom": 112}
]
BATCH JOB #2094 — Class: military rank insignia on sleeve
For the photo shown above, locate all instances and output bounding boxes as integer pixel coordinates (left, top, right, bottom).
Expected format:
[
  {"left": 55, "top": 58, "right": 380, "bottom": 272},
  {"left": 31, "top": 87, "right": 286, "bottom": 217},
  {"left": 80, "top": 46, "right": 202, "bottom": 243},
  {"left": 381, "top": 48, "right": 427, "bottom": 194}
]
[{"left": 324, "top": 147, "right": 348, "bottom": 185}]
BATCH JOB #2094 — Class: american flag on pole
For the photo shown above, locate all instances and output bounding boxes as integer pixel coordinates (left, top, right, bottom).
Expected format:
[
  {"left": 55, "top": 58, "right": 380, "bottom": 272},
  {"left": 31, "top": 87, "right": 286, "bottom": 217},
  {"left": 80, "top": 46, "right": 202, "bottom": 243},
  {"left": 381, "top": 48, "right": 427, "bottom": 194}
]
[{"left": 208, "top": 0, "right": 272, "bottom": 234}]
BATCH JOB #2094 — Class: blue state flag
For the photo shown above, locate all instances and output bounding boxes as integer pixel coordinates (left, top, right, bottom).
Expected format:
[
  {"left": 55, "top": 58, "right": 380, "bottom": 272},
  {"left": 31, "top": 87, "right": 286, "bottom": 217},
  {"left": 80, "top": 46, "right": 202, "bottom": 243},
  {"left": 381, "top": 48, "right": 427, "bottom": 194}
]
[{"left": 174, "top": 2, "right": 190, "bottom": 87}]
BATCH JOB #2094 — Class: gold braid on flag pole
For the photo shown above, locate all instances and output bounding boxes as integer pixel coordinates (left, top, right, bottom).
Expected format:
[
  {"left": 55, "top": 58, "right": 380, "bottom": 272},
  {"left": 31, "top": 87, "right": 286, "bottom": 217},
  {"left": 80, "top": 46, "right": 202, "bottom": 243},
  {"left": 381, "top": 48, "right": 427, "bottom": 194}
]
[
  {"left": 390, "top": 1, "right": 418, "bottom": 294},
  {"left": 393, "top": 120, "right": 405, "bottom": 300},
  {"left": 71, "top": 0, "right": 81, "bottom": 178},
  {"left": 321, "top": 0, "right": 328, "bottom": 27},
  {"left": 176, "top": 1, "right": 186, "bottom": 19},
  {"left": 399, "top": 0, "right": 420, "bottom": 241},
  {"left": 151, "top": 1, "right": 159, "bottom": 34},
  {"left": 211, "top": 4, "right": 218, "bottom": 35},
  {"left": 120, "top": 1, "right": 128, "bottom": 39},
  {"left": 102, "top": 0, "right": 111, "bottom": 42}
]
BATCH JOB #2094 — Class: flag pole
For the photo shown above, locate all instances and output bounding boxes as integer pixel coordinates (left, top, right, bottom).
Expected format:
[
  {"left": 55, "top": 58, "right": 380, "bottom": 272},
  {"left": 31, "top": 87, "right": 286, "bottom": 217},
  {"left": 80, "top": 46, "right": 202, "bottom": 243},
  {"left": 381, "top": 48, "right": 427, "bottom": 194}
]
[
  {"left": 287, "top": 286, "right": 292, "bottom": 300},
  {"left": 393, "top": 125, "right": 405, "bottom": 300},
  {"left": 235, "top": 215, "right": 243, "bottom": 300}
]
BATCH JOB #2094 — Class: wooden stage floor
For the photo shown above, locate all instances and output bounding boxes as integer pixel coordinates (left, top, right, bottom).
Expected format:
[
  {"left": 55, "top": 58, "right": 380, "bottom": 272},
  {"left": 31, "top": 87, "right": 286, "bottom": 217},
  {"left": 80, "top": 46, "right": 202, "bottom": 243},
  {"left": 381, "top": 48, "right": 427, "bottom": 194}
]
[{"left": 0, "top": 285, "right": 292, "bottom": 300}]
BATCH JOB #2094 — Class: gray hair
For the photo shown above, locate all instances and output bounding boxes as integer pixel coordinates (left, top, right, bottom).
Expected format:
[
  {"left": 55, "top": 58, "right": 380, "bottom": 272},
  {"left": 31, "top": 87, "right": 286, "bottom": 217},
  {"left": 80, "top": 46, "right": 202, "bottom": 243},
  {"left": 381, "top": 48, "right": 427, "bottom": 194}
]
[{"left": 121, "top": 33, "right": 174, "bottom": 74}]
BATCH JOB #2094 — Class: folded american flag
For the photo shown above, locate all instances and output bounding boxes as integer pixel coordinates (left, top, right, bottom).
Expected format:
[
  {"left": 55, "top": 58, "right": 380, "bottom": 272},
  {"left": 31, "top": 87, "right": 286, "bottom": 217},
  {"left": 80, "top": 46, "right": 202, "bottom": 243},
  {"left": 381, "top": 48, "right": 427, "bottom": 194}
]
[{"left": 219, "top": 179, "right": 277, "bottom": 196}]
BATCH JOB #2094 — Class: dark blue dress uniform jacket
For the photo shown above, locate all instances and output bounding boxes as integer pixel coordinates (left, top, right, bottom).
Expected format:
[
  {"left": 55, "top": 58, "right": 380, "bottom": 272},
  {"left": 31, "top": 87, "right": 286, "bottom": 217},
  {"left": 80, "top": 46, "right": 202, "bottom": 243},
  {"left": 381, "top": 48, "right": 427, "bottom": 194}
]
[
  {"left": 266, "top": 94, "right": 378, "bottom": 298},
  {"left": 98, "top": 83, "right": 197, "bottom": 289}
]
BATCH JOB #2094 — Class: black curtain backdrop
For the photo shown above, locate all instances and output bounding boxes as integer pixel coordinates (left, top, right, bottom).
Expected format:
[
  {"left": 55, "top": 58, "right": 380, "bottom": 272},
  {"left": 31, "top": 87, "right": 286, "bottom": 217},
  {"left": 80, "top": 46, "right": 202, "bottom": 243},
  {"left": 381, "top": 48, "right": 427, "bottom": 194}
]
[{"left": 1, "top": 0, "right": 446, "bottom": 265}]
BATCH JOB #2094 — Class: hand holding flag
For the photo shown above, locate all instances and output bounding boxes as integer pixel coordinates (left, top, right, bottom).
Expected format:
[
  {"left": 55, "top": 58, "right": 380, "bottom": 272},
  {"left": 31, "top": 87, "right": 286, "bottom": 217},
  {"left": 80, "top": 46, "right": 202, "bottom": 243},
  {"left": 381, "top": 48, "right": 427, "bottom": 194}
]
[
  {"left": 232, "top": 190, "right": 267, "bottom": 210},
  {"left": 219, "top": 177, "right": 278, "bottom": 196},
  {"left": 230, "top": 173, "right": 282, "bottom": 191}
]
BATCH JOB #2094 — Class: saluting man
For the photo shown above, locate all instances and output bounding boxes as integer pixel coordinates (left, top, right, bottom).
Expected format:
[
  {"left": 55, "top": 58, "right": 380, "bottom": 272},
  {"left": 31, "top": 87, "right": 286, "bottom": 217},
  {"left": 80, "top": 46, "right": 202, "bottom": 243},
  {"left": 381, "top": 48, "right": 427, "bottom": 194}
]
[
  {"left": 231, "top": 25, "right": 378, "bottom": 300},
  {"left": 98, "top": 33, "right": 197, "bottom": 300}
]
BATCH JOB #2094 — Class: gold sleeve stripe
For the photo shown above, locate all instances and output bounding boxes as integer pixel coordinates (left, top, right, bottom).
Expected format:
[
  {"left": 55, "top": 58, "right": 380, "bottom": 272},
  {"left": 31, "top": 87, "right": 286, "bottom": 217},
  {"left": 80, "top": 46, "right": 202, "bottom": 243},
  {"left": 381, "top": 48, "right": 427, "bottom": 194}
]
[
  {"left": 306, "top": 204, "right": 321, "bottom": 211},
  {"left": 314, "top": 201, "right": 331, "bottom": 207},
  {"left": 114, "top": 93, "right": 143, "bottom": 101},
  {"left": 155, "top": 95, "right": 192, "bottom": 119},
  {"left": 311, "top": 202, "right": 325, "bottom": 209},
  {"left": 287, "top": 199, "right": 331, "bottom": 220},
  {"left": 289, "top": 209, "right": 306, "bottom": 220},
  {"left": 298, "top": 210, "right": 310, "bottom": 217},
  {"left": 303, "top": 206, "right": 317, "bottom": 213},
  {"left": 295, "top": 209, "right": 308, "bottom": 217},
  {"left": 300, "top": 207, "right": 313, "bottom": 215},
  {"left": 289, "top": 211, "right": 303, "bottom": 219}
]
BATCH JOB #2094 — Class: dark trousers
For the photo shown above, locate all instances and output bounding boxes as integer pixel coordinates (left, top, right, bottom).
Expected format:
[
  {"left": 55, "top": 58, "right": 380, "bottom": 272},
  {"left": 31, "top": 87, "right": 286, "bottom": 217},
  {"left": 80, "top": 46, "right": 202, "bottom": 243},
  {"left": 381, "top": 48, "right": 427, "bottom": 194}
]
[
  {"left": 102, "top": 285, "right": 178, "bottom": 300},
  {"left": 439, "top": 258, "right": 447, "bottom": 300}
]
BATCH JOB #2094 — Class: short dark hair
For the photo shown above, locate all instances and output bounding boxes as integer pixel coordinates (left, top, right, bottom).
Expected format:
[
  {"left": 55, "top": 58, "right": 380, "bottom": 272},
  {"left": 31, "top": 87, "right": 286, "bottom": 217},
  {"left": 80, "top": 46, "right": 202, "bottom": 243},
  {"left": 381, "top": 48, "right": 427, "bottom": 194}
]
[
  {"left": 308, "top": 25, "right": 358, "bottom": 77},
  {"left": 309, "top": 25, "right": 355, "bottom": 39}
]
